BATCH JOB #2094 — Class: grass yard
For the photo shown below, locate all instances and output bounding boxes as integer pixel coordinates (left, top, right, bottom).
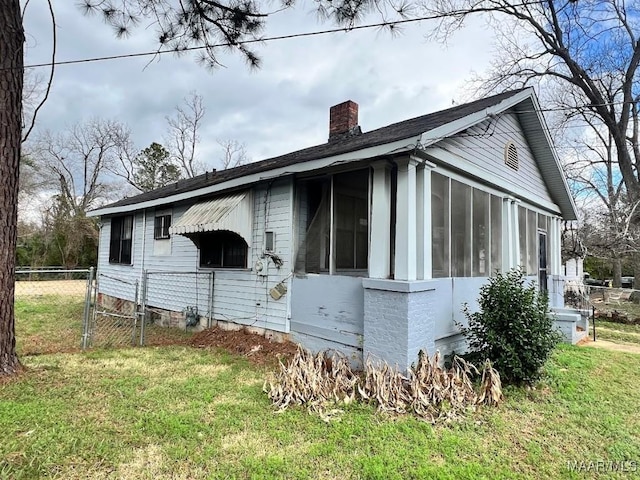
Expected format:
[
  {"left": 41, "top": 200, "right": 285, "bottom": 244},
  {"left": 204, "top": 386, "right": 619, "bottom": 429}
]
[
  {"left": 1, "top": 345, "right": 640, "bottom": 479},
  {"left": 14, "top": 296, "right": 85, "bottom": 355},
  {"left": 592, "top": 320, "right": 640, "bottom": 346},
  {"left": 15, "top": 295, "right": 195, "bottom": 354}
]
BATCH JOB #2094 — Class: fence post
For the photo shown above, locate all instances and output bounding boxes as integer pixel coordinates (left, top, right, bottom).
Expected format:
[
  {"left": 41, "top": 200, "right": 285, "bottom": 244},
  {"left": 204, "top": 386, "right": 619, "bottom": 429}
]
[
  {"left": 132, "top": 280, "right": 140, "bottom": 346},
  {"left": 139, "top": 270, "right": 147, "bottom": 346},
  {"left": 81, "top": 267, "right": 95, "bottom": 349}
]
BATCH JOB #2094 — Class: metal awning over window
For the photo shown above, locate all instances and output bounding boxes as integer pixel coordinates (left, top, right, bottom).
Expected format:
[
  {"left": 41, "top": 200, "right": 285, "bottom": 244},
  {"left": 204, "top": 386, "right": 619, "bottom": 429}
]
[{"left": 169, "top": 191, "right": 252, "bottom": 245}]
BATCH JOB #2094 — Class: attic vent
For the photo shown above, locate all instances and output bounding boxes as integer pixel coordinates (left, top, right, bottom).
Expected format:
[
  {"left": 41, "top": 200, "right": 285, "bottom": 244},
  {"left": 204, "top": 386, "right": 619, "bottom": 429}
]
[{"left": 504, "top": 142, "right": 519, "bottom": 170}]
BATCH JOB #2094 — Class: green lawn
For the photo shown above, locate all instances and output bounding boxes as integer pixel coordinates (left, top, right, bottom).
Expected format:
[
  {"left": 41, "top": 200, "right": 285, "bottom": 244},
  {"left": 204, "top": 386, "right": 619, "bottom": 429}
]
[
  {"left": 592, "top": 321, "right": 640, "bottom": 345},
  {"left": 1, "top": 344, "right": 639, "bottom": 479},
  {"left": 14, "top": 295, "right": 193, "bottom": 354},
  {"left": 14, "top": 296, "right": 85, "bottom": 355}
]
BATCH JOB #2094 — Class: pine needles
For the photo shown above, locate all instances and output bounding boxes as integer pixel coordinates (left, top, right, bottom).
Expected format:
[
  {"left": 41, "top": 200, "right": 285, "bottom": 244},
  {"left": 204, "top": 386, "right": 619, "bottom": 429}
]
[{"left": 264, "top": 346, "right": 503, "bottom": 423}]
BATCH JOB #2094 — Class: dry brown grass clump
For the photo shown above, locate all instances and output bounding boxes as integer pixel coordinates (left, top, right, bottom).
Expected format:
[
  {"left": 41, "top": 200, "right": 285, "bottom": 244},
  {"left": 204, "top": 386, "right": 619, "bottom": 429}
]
[
  {"left": 263, "top": 348, "right": 359, "bottom": 418},
  {"left": 264, "top": 346, "right": 503, "bottom": 423}
]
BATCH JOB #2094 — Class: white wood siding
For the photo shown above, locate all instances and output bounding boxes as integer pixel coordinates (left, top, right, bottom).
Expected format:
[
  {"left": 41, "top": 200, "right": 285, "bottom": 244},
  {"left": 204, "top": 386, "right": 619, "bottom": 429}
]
[
  {"left": 435, "top": 112, "right": 554, "bottom": 207},
  {"left": 97, "top": 179, "right": 293, "bottom": 332},
  {"left": 97, "top": 212, "right": 144, "bottom": 302}
]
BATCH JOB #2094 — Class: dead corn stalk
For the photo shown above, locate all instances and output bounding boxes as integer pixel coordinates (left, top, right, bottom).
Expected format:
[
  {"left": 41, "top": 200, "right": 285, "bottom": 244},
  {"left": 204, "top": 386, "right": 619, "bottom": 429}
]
[{"left": 264, "top": 346, "right": 503, "bottom": 422}]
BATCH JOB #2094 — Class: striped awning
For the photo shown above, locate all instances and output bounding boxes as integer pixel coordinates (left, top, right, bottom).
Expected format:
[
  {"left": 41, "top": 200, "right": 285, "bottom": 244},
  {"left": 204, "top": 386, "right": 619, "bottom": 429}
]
[{"left": 169, "top": 191, "right": 252, "bottom": 245}]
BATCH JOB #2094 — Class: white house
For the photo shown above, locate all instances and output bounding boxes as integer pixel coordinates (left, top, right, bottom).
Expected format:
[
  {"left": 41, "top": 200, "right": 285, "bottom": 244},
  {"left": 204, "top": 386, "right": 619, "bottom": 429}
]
[{"left": 88, "top": 88, "right": 583, "bottom": 369}]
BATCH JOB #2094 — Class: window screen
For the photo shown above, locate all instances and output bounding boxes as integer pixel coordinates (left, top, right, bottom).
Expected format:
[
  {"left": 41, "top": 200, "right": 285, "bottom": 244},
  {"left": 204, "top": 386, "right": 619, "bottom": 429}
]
[
  {"left": 490, "top": 195, "right": 503, "bottom": 274},
  {"left": 518, "top": 206, "right": 527, "bottom": 270},
  {"left": 295, "top": 169, "right": 369, "bottom": 274},
  {"left": 154, "top": 214, "right": 171, "bottom": 240},
  {"left": 431, "top": 173, "right": 450, "bottom": 278},
  {"left": 451, "top": 180, "right": 472, "bottom": 277},
  {"left": 109, "top": 215, "right": 133, "bottom": 264},
  {"left": 527, "top": 209, "right": 537, "bottom": 275},
  {"left": 199, "top": 231, "right": 247, "bottom": 268},
  {"left": 472, "top": 189, "right": 490, "bottom": 277},
  {"left": 334, "top": 170, "right": 369, "bottom": 271}
]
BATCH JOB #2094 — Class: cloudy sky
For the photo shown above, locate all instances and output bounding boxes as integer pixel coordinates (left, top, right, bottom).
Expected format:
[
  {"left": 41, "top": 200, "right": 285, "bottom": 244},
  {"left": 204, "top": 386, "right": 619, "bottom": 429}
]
[{"left": 22, "top": 2, "right": 497, "bottom": 169}]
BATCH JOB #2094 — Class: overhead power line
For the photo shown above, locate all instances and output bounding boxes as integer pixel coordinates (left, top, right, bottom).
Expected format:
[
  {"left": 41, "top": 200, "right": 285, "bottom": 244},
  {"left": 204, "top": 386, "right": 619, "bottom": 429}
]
[
  {"left": 14, "top": 1, "right": 637, "bottom": 115},
  {"left": 21, "top": 1, "right": 546, "bottom": 70},
  {"left": 21, "top": 16, "right": 445, "bottom": 69}
]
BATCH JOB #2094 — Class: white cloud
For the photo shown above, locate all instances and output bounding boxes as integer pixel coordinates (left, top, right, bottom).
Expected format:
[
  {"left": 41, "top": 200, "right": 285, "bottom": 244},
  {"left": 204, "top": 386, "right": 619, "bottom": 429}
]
[{"left": 22, "top": 3, "right": 496, "bottom": 169}]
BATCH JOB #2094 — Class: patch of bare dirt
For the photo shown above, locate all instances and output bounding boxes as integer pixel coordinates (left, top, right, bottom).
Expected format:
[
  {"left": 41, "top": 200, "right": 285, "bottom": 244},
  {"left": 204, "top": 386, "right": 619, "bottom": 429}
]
[
  {"left": 189, "top": 327, "right": 299, "bottom": 366},
  {"left": 579, "top": 337, "right": 640, "bottom": 354}
]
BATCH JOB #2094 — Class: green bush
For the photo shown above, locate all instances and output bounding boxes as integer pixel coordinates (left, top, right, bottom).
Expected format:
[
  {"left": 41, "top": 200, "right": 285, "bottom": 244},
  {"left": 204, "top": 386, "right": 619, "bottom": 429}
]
[{"left": 459, "top": 268, "right": 561, "bottom": 384}]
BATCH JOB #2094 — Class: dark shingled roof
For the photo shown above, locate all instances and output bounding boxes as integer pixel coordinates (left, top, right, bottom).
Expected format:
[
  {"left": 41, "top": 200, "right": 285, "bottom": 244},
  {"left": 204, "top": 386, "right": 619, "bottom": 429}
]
[{"left": 100, "top": 89, "right": 525, "bottom": 210}]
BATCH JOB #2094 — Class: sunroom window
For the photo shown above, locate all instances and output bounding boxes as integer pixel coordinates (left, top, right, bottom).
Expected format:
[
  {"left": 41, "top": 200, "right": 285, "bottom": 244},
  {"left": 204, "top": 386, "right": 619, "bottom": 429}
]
[
  {"left": 432, "top": 174, "right": 503, "bottom": 278},
  {"left": 295, "top": 169, "right": 369, "bottom": 275}
]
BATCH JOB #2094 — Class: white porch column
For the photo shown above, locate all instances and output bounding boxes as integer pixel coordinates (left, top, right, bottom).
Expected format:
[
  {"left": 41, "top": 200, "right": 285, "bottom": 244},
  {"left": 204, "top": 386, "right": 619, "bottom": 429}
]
[
  {"left": 502, "top": 197, "right": 520, "bottom": 270},
  {"left": 369, "top": 161, "right": 392, "bottom": 279},
  {"left": 549, "top": 216, "right": 562, "bottom": 276},
  {"left": 513, "top": 200, "right": 521, "bottom": 270},
  {"left": 502, "top": 198, "right": 512, "bottom": 270},
  {"left": 395, "top": 156, "right": 418, "bottom": 281},
  {"left": 416, "top": 161, "right": 435, "bottom": 280}
]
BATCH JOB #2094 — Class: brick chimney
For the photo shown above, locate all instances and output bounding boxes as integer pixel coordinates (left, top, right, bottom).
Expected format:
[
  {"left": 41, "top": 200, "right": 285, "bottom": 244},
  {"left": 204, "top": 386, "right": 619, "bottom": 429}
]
[{"left": 329, "top": 100, "right": 361, "bottom": 142}]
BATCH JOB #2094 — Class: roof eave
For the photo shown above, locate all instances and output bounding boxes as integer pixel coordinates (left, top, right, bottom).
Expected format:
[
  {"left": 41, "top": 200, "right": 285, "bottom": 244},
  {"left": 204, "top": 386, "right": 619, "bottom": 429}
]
[
  {"left": 518, "top": 94, "right": 578, "bottom": 221},
  {"left": 88, "top": 135, "right": 421, "bottom": 217},
  {"left": 419, "top": 88, "right": 536, "bottom": 147},
  {"left": 420, "top": 87, "right": 577, "bottom": 221}
]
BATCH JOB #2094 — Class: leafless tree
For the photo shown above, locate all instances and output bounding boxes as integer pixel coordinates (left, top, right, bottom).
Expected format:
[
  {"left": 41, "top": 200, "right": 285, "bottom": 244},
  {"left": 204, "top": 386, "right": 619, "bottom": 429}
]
[
  {"left": 411, "top": 0, "right": 640, "bottom": 203},
  {"left": 32, "top": 119, "right": 126, "bottom": 214},
  {"left": 2, "top": 0, "right": 294, "bottom": 376},
  {"left": 218, "top": 139, "right": 249, "bottom": 169},
  {"left": 21, "top": 0, "right": 55, "bottom": 143},
  {"left": 165, "top": 92, "right": 206, "bottom": 178}
]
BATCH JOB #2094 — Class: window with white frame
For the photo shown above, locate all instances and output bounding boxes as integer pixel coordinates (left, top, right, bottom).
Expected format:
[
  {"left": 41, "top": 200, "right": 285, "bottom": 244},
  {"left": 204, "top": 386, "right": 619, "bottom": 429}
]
[
  {"left": 199, "top": 231, "right": 248, "bottom": 268},
  {"left": 154, "top": 213, "right": 171, "bottom": 240},
  {"left": 517, "top": 207, "right": 550, "bottom": 276},
  {"left": 295, "top": 169, "right": 369, "bottom": 275},
  {"left": 431, "top": 173, "right": 450, "bottom": 277},
  {"left": 109, "top": 215, "right": 133, "bottom": 264},
  {"left": 431, "top": 174, "right": 503, "bottom": 278}
]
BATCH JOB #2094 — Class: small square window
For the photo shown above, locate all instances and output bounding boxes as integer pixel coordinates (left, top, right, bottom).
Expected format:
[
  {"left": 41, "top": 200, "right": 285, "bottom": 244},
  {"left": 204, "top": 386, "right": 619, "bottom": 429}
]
[
  {"left": 154, "top": 214, "right": 171, "bottom": 240},
  {"left": 265, "top": 231, "right": 275, "bottom": 252}
]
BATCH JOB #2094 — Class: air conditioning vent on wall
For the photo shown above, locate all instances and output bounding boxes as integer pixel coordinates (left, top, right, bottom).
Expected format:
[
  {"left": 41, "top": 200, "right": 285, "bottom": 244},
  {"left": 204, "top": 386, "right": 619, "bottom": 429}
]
[{"left": 505, "top": 141, "right": 519, "bottom": 170}]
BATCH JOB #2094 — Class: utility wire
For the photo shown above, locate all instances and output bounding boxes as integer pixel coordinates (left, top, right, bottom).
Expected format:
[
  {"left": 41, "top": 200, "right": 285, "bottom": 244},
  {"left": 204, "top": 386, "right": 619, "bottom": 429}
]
[
  {"left": 13, "top": 1, "right": 637, "bottom": 116},
  {"left": 19, "top": 1, "right": 547, "bottom": 70},
  {"left": 19, "top": 16, "right": 445, "bottom": 69}
]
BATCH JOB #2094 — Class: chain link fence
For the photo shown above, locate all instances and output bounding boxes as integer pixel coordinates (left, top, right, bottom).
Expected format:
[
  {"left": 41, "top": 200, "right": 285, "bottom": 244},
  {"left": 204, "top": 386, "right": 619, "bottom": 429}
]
[
  {"left": 142, "top": 271, "right": 214, "bottom": 345},
  {"left": 586, "top": 285, "right": 640, "bottom": 320},
  {"left": 91, "top": 273, "right": 142, "bottom": 348},
  {"left": 564, "top": 281, "right": 640, "bottom": 316},
  {"left": 15, "top": 268, "right": 93, "bottom": 355},
  {"left": 16, "top": 267, "right": 209, "bottom": 353}
]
